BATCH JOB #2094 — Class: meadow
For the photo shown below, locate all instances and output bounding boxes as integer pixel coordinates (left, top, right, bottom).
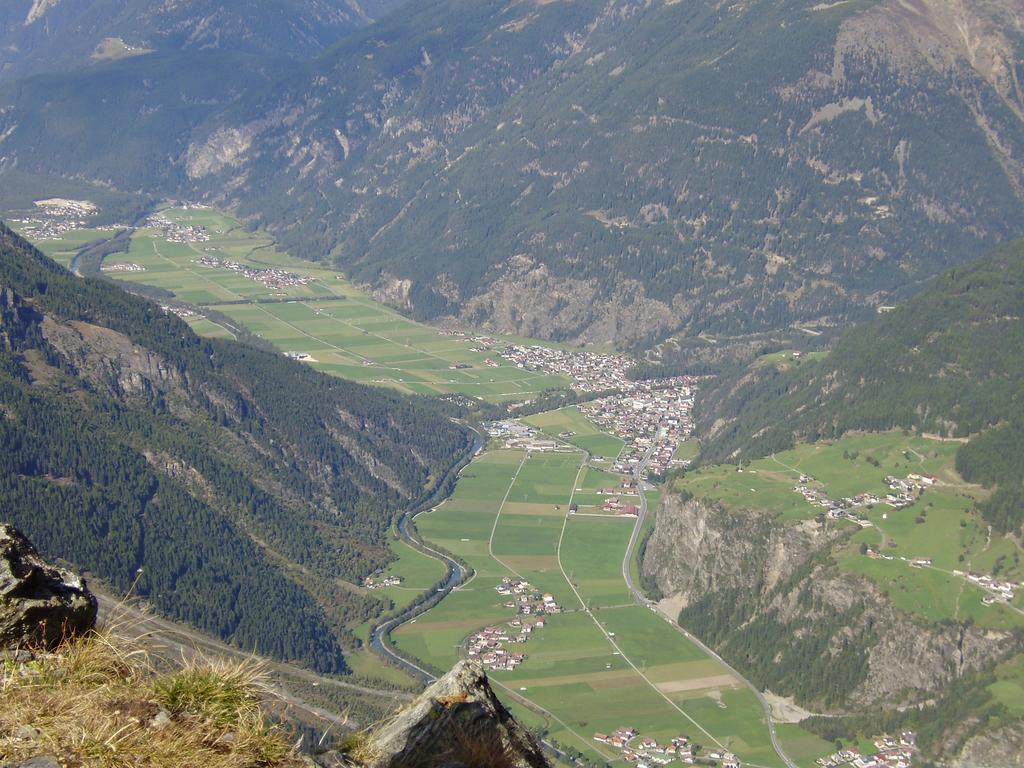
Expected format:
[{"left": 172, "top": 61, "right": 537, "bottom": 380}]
[
  {"left": 26, "top": 207, "right": 571, "bottom": 402},
  {"left": 12, "top": 226, "right": 117, "bottom": 267},
  {"left": 677, "top": 432, "right": 1024, "bottom": 629},
  {"left": 524, "top": 407, "right": 625, "bottom": 459}
]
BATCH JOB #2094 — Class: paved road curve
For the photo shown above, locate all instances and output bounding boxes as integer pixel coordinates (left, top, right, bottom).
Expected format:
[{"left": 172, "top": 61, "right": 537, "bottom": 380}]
[{"left": 621, "top": 452, "right": 799, "bottom": 768}]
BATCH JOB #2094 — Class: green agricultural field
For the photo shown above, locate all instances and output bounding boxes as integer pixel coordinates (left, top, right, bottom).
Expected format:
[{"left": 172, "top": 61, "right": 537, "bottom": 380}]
[
  {"left": 183, "top": 315, "right": 236, "bottom": 340},
  {"left": 752, "top": 349, "right": 829, "bottom": 370},
  {"left": 23, "top": 207, "right": 571, "bottom": 402},
  {"left": 370, "top": 538, "right": 448, "bottom": 612},
  {"left": 989, "top": 656, "right": 1024, "bottom": 716},
  {"left": 673, "top": 439, "right": 700, "bottom": 462},
  {"left": 395, "top": 447, "right": 800, "bottom": 767},
  {"left": 679, "top": 432, "right": 965, "bottom": 523},
  {"left": 568, "top": 464, "right": 638, "bottom": 509},
  {"left": 524, "top": 407, "right": 625, "bottom": 458},
  {"left": 11, "top": 224, "right": 117, "bottom": 267},
  {"left": 682, "top": 432, "right": 1024, "bottom": 631},
  {"left": 560, "top": 517, "right": 634, "bottom": 608}
]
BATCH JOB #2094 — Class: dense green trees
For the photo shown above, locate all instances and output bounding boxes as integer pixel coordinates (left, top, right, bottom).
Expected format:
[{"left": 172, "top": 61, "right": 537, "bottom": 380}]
[
  {"left": 0, "top": 223, "right": 471, "bottom": 672},
  {"left": 678, "top": 554, "right": 873, "bottom": 708},
  {"left": 696, "top": 239, "right": 1024, "bottom": 533}
]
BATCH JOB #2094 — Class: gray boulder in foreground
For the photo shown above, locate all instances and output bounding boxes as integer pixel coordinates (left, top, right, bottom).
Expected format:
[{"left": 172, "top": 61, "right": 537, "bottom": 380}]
[
  {"left": 0, "top": 524, "right": 97, "bottom": 650},
  {"left": 359, "top": 660, "right": 550, "bottom": 768}
]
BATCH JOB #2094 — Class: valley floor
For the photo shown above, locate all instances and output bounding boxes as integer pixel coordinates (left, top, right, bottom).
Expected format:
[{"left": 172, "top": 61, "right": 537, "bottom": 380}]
[{"left": 393, "top": 443, "right": 815, "bottom": 767}]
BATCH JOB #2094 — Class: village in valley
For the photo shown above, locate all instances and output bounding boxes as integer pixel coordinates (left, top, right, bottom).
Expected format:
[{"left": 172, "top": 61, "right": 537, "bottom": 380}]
[
  {"left": 195, "top": 253, "right": 317, "bottom": 291},
  {"left": 12, "top": 198, "right": 102, "bottom": 239},
  {"left": 146, "top": 210, "right": 211, "bottom": 244},
  {"left": 580, "top": 383, "right": 695, "bottom": 477},
  {"left": 815, "top": 732, "right": 918, "bottom": 768},
  {"left": 464, "top": 577, "right": 561, "bottom": 672},
  {"left": 588, "top": 724, "right": 920, "bottom": 768},
  {"left": 477, "top": 342, "right": 698, "bottom": 474},
  {"left": 592, "top": 728, "right": 715, "bottom": 767}
]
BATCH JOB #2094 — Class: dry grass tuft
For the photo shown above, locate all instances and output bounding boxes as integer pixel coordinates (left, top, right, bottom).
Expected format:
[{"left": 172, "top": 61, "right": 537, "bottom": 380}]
[{"left": 0, "top": 629, "right": 305, "bottom": 767}]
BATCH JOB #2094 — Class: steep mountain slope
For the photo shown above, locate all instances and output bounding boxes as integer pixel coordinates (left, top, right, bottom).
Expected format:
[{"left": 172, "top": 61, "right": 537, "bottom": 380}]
[
  {"left": 0, "top": 50, "right": 290, "bottom": 193},
  {"left": 0, "top": 0, "right": 408, "bottom": 79},
  {"left": 184, "top": 0, "right": 1024, "bottom": 345},
  {"left": 695, "top": 237, "right": 1024, "bottom": 532},
  {"left": 2, "top": 0, "right": 1023, "bottom": 346},
  {"left": 0, "top": 222, "right": 471, "bottom": 672}
]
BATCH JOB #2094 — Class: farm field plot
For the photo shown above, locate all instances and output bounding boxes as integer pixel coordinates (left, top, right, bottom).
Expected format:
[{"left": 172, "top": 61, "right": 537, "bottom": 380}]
[
  {"left": 11, "top": 225, "right": 117, "bottom": 267},
  {"left": 396, "top": 447, "right": 788, "bottom": 767},
  {"left": 524, "top": 407, "right": 625, "bottom": 459},
  {"left": 24, "top": 207, "right": 571, "bottom": 402},
  {"left": 560, "top": 517, "right": 634, "bottom": 608},
  {"left": 369, "top": 538, "right": 448, "bottom": 612}
]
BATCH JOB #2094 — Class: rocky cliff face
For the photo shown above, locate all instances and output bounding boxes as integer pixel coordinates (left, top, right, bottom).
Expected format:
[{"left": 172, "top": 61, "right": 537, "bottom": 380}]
[
  {"left": 641, "top": 494, "right": 1019, "bottom": 710},
  {"left": 951, "top": 719, "right": 1024, "bottom": 768},
  {"left": 350, "top": 660, "right": 550, "bottom": 768}
]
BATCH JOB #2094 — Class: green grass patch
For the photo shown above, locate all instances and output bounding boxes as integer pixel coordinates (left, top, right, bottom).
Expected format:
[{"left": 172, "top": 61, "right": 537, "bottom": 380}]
[{"left": 524, "top": 407, "right": 624, "bottom": 459}]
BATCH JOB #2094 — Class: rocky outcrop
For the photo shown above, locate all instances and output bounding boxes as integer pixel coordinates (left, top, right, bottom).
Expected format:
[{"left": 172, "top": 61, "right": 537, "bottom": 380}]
[
  {"left": 641, "top": 494, "right": 838, "bottom": 608},
  {"left": 952, "top": 719, "right": 1024, "bottom": 768},
  {"left": 40, "top": 316, "right": 183, "bottom": 399},
  {"left": 357, "top": 660, "right": 550, "bottom": 768},
  {"left": 641, "top": 494, "right": 1019, "bottom": 710},
  {"left": 0, "top": 524, "right": 97, "bottom": 650}
]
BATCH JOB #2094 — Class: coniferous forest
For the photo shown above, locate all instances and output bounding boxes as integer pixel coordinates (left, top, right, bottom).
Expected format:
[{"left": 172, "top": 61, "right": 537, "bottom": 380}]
[{"left": 0, "top": 224, "right": 471, "bottom": 672}]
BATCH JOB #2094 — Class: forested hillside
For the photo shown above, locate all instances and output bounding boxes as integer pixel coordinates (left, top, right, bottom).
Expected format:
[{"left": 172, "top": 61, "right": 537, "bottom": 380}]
[
  {"left": 695, "top": 238, "right": 1024, "bottom": 533},
  {"left": 0, "top": 223, "right": 470, "bottom": 672}
]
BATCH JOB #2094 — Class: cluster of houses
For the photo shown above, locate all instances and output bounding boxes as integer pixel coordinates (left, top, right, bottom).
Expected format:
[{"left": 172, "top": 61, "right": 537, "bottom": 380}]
[
  {"left": 483, "top": 344, "right": 699, "bottom": 475},
  {"left": 793, "top": 472, "right": 930, "bottom": 520},
  {"left": 816, "top": 732, "right": 917, "bottom": 768},
  {"left": 793, "top": 478, "right": 869, "bottom": 521},
  {"left": 884, "top": 474, "right": 937, "bottom": 508},
  {"left": 15, "top": 198, "right": 100, "bottom": 239},
  {"left": 195, "top": 254, "right": 315, "bottom": 290},
  {"left": 465, "top": 625, "right": 529, "bottom": 671},
  {"left": 498, "top": 344, "right": 638, "bottom": 392},
  {"left": 592, "top": 729, "right": 718, "bottom": 767},
  {"left": 101, "top": 262, "right": 146, "bottom": 272},
  {"left": 160, "top": 305, "right": 197, "bottom": 319},
  {"left": 573, "top": 494, "right": 639, "bottom": 517},
  {"left": 146, "top": 212, "right": 211, "bottom": 243},
  {"left": 959, "top": 572, "right": 1018, "bottom": 605},
  {"left": 496, "top": 577, "right": 562, "bottom": 616},
  {"left": 582, "top": 383, "right": 696, "bottom": 474},
  {"left": 482, "top": 420, "right": 574, "bottom": 453},
  {"left": 362, "top": 575, "right": 402, "bottom": 589},
  {"left": 464, "top": 578, "right": 559, "bottom": 671}
]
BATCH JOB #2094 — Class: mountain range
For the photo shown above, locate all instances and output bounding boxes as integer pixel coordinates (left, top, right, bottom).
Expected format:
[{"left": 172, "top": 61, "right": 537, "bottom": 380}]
[{"left": 2, "top": 0, "right": 1023, "bottom": 346}]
